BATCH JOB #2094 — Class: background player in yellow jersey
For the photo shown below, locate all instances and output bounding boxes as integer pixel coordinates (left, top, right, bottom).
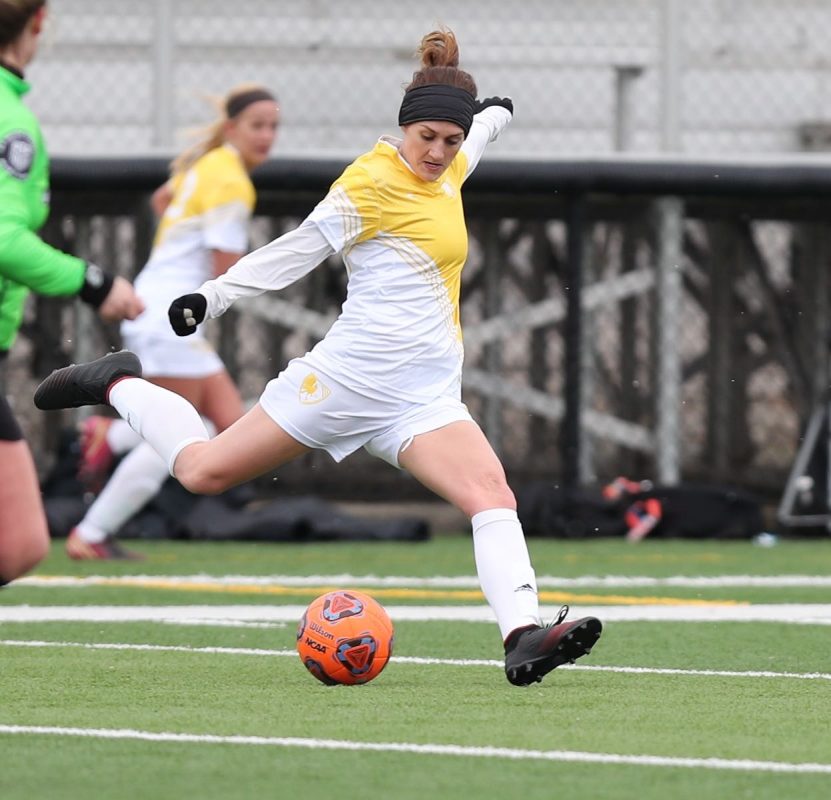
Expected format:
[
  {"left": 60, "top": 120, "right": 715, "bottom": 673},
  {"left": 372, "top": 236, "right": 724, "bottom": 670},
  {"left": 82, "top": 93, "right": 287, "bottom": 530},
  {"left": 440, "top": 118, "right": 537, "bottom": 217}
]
[
  {"left": 36, "top": 29, "right": 603, "bottom": 684},
  {"left": 66, "top": 84, "right": 279, "bottom": 559}
]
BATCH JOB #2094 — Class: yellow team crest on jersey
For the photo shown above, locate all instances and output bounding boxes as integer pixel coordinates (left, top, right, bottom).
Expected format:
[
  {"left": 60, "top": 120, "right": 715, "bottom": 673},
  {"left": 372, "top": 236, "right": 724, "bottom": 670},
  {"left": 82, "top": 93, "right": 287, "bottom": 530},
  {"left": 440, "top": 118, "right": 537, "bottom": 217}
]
[{"left": 299, "top": 372, "right": 331, "bottom": 404}]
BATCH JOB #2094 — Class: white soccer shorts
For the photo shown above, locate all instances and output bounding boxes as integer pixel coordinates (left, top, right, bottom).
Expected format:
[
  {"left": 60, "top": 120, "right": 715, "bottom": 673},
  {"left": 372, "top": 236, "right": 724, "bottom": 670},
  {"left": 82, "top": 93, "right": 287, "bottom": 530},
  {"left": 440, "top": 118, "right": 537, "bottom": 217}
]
[{"left": 258, "top": 356, "right": 474, "bottom": 467}]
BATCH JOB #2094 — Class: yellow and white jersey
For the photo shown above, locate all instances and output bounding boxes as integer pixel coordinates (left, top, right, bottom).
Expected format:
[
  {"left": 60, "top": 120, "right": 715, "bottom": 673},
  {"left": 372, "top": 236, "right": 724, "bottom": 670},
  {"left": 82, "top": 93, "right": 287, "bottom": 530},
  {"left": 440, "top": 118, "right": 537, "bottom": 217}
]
[
  {"left": 123, "top": 143, "right": 255, "bottom": 339},
  {"left": 305, "top": 135, "right": 470, "bottom": 402},
  {"left": 199, "top": 105, "right": 511, "bottom": 403}
]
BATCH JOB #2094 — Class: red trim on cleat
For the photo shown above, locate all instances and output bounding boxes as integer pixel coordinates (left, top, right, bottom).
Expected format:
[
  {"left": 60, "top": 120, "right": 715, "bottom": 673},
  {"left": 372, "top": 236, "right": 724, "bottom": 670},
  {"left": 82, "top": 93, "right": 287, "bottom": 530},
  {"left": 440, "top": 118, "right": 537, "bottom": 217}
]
[
  {"left": 34, "top": 351, "right": 142, "bottom": 411},
  {"left": 104, "top": 375, "right": 137, "bottom": 404},
  {"left": 504, "top": 605, "right": 602, "bottom": 686}
]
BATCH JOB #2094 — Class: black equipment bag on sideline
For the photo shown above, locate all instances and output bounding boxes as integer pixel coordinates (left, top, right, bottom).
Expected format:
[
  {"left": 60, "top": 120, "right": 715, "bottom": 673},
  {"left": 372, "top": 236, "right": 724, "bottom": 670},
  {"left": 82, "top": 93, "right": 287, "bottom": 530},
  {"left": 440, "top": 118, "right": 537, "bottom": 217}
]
[
  {"left": 516, "top": 480, "right": 764, "bottom": 540},
  {"left": 40, "top": 427, "right": 430, "bottom": 543}
]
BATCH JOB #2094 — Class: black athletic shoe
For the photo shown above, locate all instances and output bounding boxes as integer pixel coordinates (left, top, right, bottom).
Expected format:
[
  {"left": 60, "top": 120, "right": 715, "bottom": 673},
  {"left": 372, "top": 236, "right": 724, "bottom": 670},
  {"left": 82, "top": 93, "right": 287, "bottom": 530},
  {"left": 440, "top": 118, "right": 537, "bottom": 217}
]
[
  {"left": 34, "top": 351, "right": 142, "bottom": 411},
  {"left": 504, "top": 604, "right": 602, "bottom": 686}
]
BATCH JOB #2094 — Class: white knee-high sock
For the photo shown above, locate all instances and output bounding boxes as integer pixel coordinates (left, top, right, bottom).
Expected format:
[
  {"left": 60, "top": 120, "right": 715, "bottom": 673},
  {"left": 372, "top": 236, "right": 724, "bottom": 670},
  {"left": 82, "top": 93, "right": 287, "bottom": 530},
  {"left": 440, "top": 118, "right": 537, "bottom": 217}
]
[
  {"left": 471, "top": 508, "right": 541, "bottom": 640},
  {"left": 106, "top": 419, "right": 142, "bottom": 455},
  {"left": 108, "top": 378, "right": 209, "bottom": 475},
  {"left": 76, "top": 442, "right": 168, "bottom": 543}
]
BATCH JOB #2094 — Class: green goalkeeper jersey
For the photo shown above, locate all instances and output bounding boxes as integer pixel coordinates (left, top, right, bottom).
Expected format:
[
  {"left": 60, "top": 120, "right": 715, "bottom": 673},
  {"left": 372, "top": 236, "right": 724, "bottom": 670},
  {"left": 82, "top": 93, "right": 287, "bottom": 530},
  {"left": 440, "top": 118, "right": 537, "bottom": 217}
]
[{"left": 0, "top": 63, "right": 86, "bottom": 351}]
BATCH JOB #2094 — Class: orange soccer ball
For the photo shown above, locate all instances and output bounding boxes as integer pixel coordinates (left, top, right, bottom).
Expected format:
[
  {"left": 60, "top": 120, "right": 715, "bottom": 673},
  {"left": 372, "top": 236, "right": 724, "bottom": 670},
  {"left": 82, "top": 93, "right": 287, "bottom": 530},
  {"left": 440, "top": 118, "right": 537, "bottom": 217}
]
[{"left": 296, "top": 589, "right": 395, "bottom": 685}]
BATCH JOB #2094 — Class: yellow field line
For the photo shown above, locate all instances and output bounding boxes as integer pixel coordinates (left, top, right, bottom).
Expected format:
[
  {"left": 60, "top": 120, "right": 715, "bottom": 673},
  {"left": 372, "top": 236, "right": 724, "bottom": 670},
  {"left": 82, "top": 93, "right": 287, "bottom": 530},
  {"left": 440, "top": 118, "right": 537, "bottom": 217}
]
[{"left": 89, "top": 578, "right": 742, "bottom": 607}]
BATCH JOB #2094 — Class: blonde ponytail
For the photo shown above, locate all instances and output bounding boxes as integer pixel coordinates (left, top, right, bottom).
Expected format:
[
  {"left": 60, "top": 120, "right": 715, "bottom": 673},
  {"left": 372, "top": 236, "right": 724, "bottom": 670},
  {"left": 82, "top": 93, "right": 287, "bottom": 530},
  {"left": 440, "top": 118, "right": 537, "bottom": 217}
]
[{"left": 169, "top": 83, "right": 274, "bottom": 177}]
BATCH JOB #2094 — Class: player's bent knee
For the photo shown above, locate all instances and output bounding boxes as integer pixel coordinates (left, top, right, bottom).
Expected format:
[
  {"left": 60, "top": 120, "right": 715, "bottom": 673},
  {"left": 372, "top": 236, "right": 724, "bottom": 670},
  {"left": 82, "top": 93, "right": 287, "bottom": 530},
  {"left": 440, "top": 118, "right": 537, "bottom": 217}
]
[
  {"left": 174, "top": 461, "right": 234, "bottom": 496},
  {"left": 480, "top": 475, "right": 516, "bottom": 507},
  {"left": 171, "top": 443, "right": 233, "bottom": 495},
  {"left": 460, "top": 476, "right": 516, "bottom": 517}
]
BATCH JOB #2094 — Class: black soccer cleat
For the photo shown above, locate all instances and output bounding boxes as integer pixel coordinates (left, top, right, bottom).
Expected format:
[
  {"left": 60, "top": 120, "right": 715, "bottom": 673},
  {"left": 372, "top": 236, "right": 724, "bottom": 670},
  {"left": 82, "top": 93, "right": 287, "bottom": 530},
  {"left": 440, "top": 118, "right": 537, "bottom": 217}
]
[
  {"left": 504, "top": 604, "right": 602, "bottom": 686},
  {"left": 34, "top": 351, "right": 142, "bottom": 411}
]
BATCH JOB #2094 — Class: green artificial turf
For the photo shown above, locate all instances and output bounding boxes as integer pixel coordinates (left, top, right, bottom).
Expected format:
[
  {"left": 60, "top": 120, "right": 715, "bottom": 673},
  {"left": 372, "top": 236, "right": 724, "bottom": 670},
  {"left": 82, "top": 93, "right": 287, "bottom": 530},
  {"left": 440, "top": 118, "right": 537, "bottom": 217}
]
[{"left": 1, "top": 536, "right": 829, "bottom": 800}]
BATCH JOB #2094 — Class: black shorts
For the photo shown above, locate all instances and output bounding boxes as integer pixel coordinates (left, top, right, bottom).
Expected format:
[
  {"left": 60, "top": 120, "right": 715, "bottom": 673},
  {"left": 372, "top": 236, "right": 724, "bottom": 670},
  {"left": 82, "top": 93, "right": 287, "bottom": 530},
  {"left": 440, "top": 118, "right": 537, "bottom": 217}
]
[{"left": 0, "top": 395, "right": 23, "bottom": 442}]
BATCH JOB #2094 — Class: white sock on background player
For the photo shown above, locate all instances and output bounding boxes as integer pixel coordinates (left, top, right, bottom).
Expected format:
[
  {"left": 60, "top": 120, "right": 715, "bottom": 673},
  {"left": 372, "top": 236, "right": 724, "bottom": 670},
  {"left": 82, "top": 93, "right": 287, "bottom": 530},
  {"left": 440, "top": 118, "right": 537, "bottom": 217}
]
[
  {"left": 75, "top": 442, "right": 168, "bottom": 543},
  {"left": 106, "top": 418, "right": 142, "bottom": 455},
  {"left": 76, "top": 416, "right": 219, "bottom": 543}
]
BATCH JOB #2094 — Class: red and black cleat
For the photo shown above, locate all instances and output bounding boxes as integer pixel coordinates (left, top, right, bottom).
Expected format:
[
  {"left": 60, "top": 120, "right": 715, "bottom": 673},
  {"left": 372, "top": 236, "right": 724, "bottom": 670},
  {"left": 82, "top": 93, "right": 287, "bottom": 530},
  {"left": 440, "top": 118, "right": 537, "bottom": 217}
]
[
  {"left": 34, "top": 350, "right": 141, "bottom": 411},
  {"left": 504, "top": 604, "right": 602, "bottom": 686}
]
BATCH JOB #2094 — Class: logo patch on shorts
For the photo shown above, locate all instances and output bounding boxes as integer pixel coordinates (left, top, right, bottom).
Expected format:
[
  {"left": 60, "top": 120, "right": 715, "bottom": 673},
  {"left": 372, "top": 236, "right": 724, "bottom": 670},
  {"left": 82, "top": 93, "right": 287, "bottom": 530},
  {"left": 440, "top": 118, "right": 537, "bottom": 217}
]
[
  {"left": 1, "top": 132, "right": 35, "bottom": 179},
  {"left": 299, "top": 372, "right": 331, "bottom": 405}
]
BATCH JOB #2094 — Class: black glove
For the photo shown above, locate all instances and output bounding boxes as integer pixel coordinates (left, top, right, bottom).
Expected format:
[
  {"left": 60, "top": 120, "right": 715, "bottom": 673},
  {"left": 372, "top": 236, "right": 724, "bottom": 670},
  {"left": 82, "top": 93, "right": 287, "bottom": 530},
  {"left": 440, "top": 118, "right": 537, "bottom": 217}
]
[
  {"left": 474, "top": 96, "right": 513, "bottom": 116},
  {"left": 168, "top": 293, "right": 207, "bottom": 336},
  {"left": 77, "top": 263, "right": 115, "bottom": 308}
]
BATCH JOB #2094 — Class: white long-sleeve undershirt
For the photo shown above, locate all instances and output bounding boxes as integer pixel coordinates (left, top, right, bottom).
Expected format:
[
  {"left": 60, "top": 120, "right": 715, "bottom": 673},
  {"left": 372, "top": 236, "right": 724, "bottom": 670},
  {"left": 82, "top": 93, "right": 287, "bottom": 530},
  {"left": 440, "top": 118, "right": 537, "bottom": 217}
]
[
  {"left": 463, "top": 105, "right": 512, "bottom": 179},
  {"left": 199, "top": 217, "right": 335, "bottom": 319}
]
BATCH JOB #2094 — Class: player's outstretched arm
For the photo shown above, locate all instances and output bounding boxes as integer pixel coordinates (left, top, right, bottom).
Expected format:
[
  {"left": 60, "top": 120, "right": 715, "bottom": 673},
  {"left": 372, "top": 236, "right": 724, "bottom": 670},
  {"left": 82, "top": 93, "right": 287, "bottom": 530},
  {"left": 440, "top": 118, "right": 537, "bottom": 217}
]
[{"left": 179, "top": 218, "right": 336, "bottom": 326}]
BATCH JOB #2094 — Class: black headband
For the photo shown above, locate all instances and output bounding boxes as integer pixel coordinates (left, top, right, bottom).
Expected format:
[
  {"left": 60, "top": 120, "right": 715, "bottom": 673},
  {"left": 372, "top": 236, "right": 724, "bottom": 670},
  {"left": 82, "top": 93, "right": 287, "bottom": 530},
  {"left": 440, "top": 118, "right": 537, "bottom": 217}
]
[
  {"left": 398, "top": 84, "right": 476, "bottom": 137},
  {"left": 226, "top": 89, "right": 276, "bottom": 119}
]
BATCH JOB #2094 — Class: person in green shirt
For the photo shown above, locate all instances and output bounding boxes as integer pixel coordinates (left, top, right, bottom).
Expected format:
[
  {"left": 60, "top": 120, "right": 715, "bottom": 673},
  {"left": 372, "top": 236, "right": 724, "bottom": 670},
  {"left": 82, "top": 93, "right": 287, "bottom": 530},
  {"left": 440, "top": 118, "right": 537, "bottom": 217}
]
[{"left": 0, "top": 0, "right": 144, "bottom": 585}]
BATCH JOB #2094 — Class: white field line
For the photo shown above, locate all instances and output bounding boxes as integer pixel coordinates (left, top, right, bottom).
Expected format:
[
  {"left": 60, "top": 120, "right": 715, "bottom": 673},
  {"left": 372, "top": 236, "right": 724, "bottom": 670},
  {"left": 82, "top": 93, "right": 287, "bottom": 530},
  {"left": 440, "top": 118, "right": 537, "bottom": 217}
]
[
  {"left": 160, "top": 618, "right": 287, "bottom": 629},
  {"left": 0, "top": 724, "right": 829, "bottom": 775},
  {"left": 2, "top": 603, "right": 831, "bottom": 624},
  {"left": 2, "top": 638, "right": 831, "bottom": 683},
  {"left": 16, "top": 573, "right": 831, "bottom": 589}
]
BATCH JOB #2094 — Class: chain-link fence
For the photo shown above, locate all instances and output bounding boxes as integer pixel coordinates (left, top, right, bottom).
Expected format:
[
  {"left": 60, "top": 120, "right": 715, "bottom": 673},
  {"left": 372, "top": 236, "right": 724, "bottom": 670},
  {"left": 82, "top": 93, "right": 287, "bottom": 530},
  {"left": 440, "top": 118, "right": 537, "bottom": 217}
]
[{"left": 28, "top": 0, "right": 831, "bottom": 158}]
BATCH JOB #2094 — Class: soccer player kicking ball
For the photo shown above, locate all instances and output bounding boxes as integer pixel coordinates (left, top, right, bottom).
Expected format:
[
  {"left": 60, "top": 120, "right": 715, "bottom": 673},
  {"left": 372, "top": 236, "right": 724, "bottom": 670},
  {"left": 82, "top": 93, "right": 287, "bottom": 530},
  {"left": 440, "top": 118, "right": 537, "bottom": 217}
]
[{"left": 35, "top": 28, "right": 602, "bottom": 684}]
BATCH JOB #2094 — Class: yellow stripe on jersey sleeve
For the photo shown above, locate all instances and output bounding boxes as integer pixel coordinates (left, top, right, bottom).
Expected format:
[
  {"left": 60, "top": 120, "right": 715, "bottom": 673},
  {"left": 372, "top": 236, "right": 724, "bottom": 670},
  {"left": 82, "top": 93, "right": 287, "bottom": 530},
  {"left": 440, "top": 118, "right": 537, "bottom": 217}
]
[{"left": 319, "top": 163, "right": 380, "bottom": 251}]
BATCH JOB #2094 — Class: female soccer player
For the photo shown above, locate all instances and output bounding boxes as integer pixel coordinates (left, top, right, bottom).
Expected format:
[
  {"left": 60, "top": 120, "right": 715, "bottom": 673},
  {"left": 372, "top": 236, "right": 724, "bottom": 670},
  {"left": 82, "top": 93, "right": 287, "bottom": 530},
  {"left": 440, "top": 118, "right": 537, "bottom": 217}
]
[
  {"left": 67, "top": 84, "right": 279, "bottom": 560},
  {"left": 0, "top": 0, "right": 143, "bottom": 584},
  {"left": 35, "top": 29, "right": 602, "bottom": 683}
]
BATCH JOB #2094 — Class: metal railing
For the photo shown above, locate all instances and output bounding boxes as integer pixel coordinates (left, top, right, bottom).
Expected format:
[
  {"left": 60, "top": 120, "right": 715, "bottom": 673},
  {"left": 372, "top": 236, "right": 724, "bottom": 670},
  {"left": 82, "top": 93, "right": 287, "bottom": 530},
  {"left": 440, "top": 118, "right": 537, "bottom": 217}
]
[{"left": 11, "top": 154, "right": 831, "bottom": 500}]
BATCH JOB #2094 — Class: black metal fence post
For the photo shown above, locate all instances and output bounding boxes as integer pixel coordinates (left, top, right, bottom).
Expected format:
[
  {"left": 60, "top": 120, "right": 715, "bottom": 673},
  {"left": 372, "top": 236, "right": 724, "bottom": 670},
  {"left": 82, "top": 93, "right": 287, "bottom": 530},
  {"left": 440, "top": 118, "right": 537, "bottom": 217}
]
[{"left": 563, "top": 193, "right": 585, "bottom": 490}]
